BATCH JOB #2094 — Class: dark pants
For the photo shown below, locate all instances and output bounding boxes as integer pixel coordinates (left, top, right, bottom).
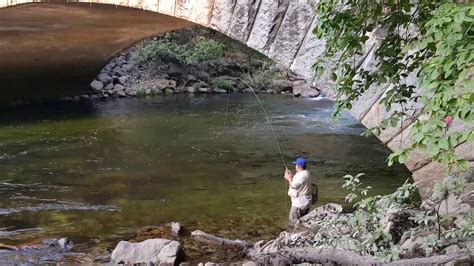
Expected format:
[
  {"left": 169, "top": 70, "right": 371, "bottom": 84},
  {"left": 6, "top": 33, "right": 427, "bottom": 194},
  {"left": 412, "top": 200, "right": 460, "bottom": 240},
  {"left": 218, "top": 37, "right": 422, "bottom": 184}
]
[{"left": 289, "top": 206, "right": 309, "bottom": 224}]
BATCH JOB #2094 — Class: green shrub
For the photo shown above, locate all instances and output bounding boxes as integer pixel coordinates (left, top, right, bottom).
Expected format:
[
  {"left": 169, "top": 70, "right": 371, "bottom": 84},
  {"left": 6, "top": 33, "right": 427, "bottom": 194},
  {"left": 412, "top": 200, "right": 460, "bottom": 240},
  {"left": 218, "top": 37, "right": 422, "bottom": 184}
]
[
  {"left": 214, "top": 78, "right": 232, "bottom": 90},
  {"left": 135, "top": 88, "right": 147, "bottom": 98},
  {"left": 186, "top": 38, "right": 225, "bottom": 64},
  {"left": 242, "top": 62, "right": 275, "bottom": 90},
  {"left": 136, "top": 32, "right": 224, "bottom": 64}
]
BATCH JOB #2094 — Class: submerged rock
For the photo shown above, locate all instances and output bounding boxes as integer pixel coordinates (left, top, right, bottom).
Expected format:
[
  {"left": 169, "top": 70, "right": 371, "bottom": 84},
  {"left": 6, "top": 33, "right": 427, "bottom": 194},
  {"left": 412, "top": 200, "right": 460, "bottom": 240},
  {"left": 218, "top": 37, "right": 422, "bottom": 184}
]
[
  {"left": 111, "top": 238, "right": 184, "bottom": 265},
  {"left": 57, "top": 237, "right": 73, "bottom": 251}
]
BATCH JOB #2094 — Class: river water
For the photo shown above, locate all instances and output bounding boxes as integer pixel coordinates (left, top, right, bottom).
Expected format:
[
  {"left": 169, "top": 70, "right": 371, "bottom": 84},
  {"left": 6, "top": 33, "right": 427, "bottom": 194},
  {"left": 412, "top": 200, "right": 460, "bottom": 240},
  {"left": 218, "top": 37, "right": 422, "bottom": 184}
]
[{"left": 0, "top": 94, "right": 411, "bottom": 260}]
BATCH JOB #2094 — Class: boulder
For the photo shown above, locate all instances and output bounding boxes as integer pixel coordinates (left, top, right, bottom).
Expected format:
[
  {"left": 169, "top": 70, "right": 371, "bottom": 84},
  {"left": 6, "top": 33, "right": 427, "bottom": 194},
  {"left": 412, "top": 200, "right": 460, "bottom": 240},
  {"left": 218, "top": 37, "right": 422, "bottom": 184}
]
[
  {"left": 117, "top": 91, "right": 127, "bottom": 97},
  {"left": 155, "top": 79, "right": 172, "bottom": 90},
  {"left": 103, "top": 83, "right": 114, "bottom": 91},
  {"left": 214, "top": 88, "right": 227, "bottom": 93},
  {"left": 90, "top": 80, "right": 103, "bottom": 91},
  {"left": 111, "top": 239, "right": 184, "bottom": 265},
  {"left": 271, "top": 79, "right": 293, "bottom": 92},
  {"left": 198, "top": 87, "right": 211, "bottom": 93},
  {"left": 121, "top": 63, "right": 134, "bottom": 72},
  {"left": 118, "top": 76, "right": 128, "bottom": 85},
  {"left": 113, "top": 84, "right": 125, "bottom": 92},
  {"left": 126, "top": 90, "right": 137, "bottom": 96},
  {"left": 186, "top": 74, "right": 197, "bottom": 82},
  {"left": 292, "top": 80, "right": 320, "bottom": 98},
  {"left": 443, "top": 244, "right": 462, "bottom": 255},
  {"left": 170, "top": 222, "right": 183, "bottom": 236},
  {"left": 186, "top": 87, "right": 196, "bottom": 93},
  {"left": 196, "top": 71, "right": 210, "bottom": 81},
  {"left": 57, "top": 237, "right": 73, "bottom": 251},
  {"left": 113, "top": 66, "right": 125, "bottom": 76},
  {"left": 298, "top": 203, "right": 344, "bottom": 231},
  {"left": 165, "top": 88, "right": 174, "bottom": 94},
  {"left": 96, "top": 73, "right": 112, "bottom": 84},
  {"left": 192, "top": 81, "right": 208, "bottom": 88}
]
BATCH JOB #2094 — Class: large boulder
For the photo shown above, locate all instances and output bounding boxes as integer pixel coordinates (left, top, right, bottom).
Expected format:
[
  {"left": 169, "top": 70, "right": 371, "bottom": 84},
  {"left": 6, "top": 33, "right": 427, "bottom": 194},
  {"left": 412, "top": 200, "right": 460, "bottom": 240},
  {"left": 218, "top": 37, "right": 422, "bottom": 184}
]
[
  {"left": 155, "top": 79, "right": 174, "bottom": 90},
  {"left": 271, "top": 79, "right": 293, "bottom": 92},
  {"left": 96, "top": 73, "right": 112, "bottom": 84},
  {"left": 110, "top": 239, "right": 184, "bottom": 265},
  {"left": 90, "top": 80, "right": 103, "bottom": 91},
  {"left": 292, "top": 80, "right": 320, "bottom": 98},
  {"left": 298, "top": 203, "right": 344, "bottom": 231}
]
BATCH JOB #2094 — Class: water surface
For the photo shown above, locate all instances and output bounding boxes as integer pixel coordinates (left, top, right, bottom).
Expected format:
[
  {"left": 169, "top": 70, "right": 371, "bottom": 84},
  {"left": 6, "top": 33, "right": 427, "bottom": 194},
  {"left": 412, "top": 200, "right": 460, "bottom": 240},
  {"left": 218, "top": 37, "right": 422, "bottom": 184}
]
[{"left": 0, "top": 94, "right": 411, "bottom": 248}]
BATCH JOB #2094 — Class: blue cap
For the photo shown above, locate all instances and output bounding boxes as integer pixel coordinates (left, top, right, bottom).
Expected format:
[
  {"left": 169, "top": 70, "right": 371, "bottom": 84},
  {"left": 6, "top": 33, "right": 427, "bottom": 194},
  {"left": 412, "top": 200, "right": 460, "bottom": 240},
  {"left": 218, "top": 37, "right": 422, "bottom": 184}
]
[{"left": 293, "top": 157, "right": 307, "bottom": 168}]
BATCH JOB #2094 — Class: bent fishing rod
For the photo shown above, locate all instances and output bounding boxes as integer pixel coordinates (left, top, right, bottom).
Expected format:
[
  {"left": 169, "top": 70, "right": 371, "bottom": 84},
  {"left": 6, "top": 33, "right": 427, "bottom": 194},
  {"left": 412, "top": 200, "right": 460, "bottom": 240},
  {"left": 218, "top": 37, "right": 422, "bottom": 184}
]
[{"left": 238, "top": 79, "right": 288, "bottom": 169}]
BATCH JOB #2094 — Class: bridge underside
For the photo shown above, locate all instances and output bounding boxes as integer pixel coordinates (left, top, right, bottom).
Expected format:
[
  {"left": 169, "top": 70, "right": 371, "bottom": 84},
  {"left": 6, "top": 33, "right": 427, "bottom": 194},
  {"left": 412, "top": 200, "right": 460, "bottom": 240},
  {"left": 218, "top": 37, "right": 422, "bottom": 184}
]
[
  {"left": 0, "top": 3, "right": 194, "bottom": 102},
  {"left": 1, "top": 1, "right": 472, "bottom": 196}
]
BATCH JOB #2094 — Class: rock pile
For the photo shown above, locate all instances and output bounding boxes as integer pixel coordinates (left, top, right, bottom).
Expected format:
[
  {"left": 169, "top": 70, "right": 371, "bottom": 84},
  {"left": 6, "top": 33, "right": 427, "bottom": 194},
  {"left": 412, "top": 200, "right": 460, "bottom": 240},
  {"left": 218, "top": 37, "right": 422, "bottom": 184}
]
[
  {"left": 89, "top": 52, "right": 135, "bottom": 98},
  {"left": 87, "top": 46, "right": 321, "bottom": 99}
]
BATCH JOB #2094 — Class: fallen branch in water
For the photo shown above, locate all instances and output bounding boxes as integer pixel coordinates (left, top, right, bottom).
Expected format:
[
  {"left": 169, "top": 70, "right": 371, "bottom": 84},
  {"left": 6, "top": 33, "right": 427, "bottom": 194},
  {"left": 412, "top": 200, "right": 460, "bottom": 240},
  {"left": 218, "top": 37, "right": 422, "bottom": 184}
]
[
  {"left": 190, "top": 230, "right": 251, "bottom": 251},
  {"left": 0, "top": 243, "right": 19, "bottom": 250}
]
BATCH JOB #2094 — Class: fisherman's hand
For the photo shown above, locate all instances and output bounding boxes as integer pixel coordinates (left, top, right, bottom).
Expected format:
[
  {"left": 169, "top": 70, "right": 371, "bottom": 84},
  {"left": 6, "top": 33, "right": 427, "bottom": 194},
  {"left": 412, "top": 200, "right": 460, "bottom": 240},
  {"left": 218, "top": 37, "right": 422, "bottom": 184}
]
[{"left": 284, "top": 168, "right": 293, "bottom": 181}]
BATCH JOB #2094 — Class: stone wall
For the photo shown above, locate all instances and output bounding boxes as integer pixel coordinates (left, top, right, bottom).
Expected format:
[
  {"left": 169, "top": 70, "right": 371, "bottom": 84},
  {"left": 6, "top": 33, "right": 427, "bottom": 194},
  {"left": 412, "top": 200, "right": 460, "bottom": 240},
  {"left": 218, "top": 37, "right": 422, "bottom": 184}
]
[{"left": 1, "top": 0, "right": 472, "bottom": 196}]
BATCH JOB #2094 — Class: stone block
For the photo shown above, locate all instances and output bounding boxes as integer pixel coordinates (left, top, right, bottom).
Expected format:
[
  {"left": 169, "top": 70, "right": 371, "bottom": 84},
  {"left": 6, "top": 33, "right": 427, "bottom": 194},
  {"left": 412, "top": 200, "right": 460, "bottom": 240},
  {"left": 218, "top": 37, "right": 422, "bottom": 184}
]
[
  {"left": 246, "top": 0, "right": 290, "bottom": 54},
  {"left": 188, "top": 0, "right": 214, "bottom": 25},
  {"left": 210, "top": 0, "right": 237, "bottom": 33},
  {"left": 142, "top": 0, "right": 159, "bottom": 12},
  {"left": 158, "top": 0, "right": 175, "bottom": 16},
  {"left": 268, "top": 0, "right": 316, "bottom": 68},
  {"left": 290, "top": 16, "right": 326, "bottom": 81},
  {"left": 175, "top": 0, "right": 192, "bottom": 19},
  {"left": 412, "top": 161, "right": 448, "bottom": 198},
  {"left": 227, "top": 0, "right": 261, "bottom": 42},
  {"left": 361, "top": 71, "right": 422, "bottom": 143},
  {"left": 386, "top": 121, "right": 431, "bottom": 171}
]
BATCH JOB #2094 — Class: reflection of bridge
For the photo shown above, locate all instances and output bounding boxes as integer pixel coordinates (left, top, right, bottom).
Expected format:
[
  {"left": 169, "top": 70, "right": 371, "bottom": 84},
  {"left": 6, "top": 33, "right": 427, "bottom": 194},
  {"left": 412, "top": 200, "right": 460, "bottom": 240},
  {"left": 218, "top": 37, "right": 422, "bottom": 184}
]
[{"left": 1, "top": 1, "right": 472, "bottom": 196}]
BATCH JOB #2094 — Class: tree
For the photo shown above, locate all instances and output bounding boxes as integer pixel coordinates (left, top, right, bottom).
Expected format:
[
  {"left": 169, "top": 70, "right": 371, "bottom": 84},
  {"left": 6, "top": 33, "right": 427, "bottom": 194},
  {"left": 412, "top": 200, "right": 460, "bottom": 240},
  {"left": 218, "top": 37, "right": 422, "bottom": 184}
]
[{"left": 313, "top": 0, "right": 473, "bottom": 172}]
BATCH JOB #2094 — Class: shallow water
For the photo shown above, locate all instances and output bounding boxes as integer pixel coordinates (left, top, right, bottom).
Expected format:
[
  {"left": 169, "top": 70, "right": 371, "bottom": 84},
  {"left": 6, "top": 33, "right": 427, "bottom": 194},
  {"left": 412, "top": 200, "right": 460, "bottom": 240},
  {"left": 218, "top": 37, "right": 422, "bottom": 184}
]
[{"left": 0, "top": 94, "right": 411, "bottom": 251}]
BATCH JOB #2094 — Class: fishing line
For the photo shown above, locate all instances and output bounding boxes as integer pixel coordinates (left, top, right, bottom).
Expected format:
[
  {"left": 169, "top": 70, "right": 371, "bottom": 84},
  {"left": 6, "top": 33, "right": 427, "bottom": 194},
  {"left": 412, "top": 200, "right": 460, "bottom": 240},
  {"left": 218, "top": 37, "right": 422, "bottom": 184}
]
[
  {"left": 239, "top": 79, "right": 288, "bottom": 169},
  {"left": 223, "top": 87, "right": 231, "bottom": 134},
  {"left": 238, "top": 79, "right": 290, "bottom": 212}
]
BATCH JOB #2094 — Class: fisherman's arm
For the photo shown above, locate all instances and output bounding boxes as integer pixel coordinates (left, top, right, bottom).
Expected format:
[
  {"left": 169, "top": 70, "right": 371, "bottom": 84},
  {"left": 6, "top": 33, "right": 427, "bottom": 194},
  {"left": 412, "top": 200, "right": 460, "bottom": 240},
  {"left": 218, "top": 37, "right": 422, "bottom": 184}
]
[{"left": 284, "top": 169, "right": 303, "bottom": 189}]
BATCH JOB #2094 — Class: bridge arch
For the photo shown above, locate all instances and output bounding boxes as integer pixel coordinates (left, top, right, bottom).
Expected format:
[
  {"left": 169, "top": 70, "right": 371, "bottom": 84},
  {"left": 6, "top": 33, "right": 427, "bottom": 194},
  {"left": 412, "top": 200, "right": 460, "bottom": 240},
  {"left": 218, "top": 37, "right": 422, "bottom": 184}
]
[{"left": 1, "top": 0, "right": 472, "bottom": 196}]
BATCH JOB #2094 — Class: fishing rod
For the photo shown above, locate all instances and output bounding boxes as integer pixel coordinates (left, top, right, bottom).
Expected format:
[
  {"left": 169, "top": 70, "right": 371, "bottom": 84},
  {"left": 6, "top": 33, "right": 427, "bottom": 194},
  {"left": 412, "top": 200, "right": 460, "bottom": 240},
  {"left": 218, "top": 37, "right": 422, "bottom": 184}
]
[
  {"left": 239, "top": 79, "right": 288, "bottom": 169},
  {"left": 223, "top": 86, "right": 231, "bottom": 133},
  {"left": 224, "top": 79, "right": 290, "bottom": 211}
]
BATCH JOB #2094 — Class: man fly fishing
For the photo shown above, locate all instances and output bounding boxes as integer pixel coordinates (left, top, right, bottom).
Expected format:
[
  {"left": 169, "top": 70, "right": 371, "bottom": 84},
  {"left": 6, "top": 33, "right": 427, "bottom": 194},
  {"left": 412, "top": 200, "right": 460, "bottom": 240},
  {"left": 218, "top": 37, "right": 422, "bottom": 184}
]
[
  {"left": 284, "top": 157, "right": 313, "bottom": 224},
  {"left": 227, "top": 81, "right": 317, "bottom": 223}
]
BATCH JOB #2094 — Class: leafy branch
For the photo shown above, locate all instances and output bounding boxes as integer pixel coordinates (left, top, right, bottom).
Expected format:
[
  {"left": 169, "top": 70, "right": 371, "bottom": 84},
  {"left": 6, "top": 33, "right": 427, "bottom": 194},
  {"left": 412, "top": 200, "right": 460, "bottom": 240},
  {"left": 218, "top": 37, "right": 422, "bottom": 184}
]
[{"left": 314, "top": 0, "right": 474, "bottom": 172}]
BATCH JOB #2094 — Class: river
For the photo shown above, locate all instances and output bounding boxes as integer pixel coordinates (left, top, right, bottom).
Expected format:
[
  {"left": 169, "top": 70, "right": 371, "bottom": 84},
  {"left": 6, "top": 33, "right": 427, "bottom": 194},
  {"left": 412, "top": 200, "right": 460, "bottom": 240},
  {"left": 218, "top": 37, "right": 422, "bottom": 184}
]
[{"left": 0, "top": 94, "right": 412, "bottom": 262}]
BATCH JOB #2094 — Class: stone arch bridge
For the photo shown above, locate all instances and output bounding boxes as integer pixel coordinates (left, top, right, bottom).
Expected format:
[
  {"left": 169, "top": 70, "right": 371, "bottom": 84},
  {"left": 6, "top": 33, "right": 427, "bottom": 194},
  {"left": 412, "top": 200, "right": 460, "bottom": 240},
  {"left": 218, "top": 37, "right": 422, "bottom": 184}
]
[{"left": 1, "top": 0, "right": 472, "bottom": 195}]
